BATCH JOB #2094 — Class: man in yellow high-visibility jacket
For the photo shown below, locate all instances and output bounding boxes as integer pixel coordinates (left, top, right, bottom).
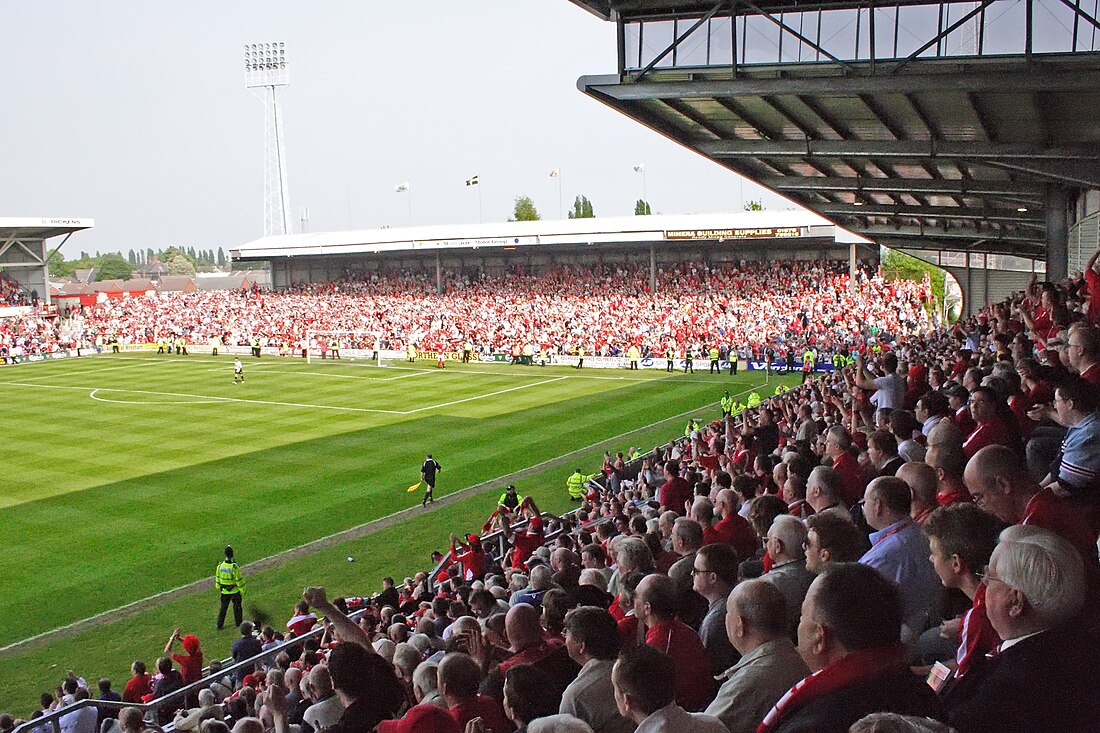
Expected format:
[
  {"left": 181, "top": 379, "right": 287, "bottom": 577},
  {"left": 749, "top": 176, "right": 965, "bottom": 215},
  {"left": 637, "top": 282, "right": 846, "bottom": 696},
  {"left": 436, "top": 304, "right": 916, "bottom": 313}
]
[
  {"left": 215, "top": 545, "right": 245, "bottom": 630},
  {"left": 566, "top": 468, "right": 597, "bottom": 500},
  {"left": 720, "top": 390, "right": 735, "bottom": 417}
]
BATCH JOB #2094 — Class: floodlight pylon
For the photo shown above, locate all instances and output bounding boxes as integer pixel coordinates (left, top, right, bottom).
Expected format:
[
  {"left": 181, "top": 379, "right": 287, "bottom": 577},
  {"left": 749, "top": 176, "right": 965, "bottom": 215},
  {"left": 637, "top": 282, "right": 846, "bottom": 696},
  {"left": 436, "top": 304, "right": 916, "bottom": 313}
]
[{"left": 245, "top": 42, "right": 292, "bottom": 237}]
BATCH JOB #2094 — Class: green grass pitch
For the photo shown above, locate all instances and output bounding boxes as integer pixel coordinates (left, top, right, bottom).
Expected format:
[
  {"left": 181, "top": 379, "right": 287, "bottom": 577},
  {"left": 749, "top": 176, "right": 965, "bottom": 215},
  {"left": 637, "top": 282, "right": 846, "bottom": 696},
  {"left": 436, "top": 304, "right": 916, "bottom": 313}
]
[{"left": 0, "top": 353, "right": 789, "bottom": 712}]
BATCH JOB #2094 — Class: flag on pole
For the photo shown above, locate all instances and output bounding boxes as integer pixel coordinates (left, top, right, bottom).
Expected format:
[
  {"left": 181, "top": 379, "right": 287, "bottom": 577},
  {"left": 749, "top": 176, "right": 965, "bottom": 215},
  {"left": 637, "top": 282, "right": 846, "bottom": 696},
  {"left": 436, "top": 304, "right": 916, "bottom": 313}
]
[
  {"left": 466, "top": 175, "right": 479, "bottom": 186},
  {"left": 633, "top": 163, "right": 645, "bottom": 172},
  {"left": 394, "top": 182, "right": 409, "bottom": 193},
  {"left": 406, "top": 480, "right": 422, "bottom": 493},
  {"left": 549, "top": 168, "right": 560, "bottom": 178}
]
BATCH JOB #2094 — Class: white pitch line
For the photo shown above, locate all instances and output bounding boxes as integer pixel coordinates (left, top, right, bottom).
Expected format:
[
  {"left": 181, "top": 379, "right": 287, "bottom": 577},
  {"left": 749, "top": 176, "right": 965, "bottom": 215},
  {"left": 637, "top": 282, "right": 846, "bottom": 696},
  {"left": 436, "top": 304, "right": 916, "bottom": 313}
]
[
  {"left": 378, "top": 363, "right": 642, "bottom": 382},
  {"left": 89, "top": 388, "right": 225, "bottom": 406},
  {"left": 400, "top": 376, "right": 569, "bottom": 414},
  {"left": 9, "top": 360, "right": 169, "bottom": 381},
  {"left": 0, "top": 381, "right": 407, "bottom": 415},
  {"left": 239, "top": 368, "right": 436, "bottom": 382}
]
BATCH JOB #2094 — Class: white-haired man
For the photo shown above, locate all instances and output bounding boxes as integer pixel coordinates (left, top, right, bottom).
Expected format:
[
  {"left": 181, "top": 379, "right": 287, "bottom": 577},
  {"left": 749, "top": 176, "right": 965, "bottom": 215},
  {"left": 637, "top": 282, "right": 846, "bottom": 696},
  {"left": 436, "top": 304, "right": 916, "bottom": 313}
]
[
  {"left": 944, "top": 525, "right": 1099, "bottom": 732},
  {"left": 761, "top": 515, "right": 814, "bottom": 636}
]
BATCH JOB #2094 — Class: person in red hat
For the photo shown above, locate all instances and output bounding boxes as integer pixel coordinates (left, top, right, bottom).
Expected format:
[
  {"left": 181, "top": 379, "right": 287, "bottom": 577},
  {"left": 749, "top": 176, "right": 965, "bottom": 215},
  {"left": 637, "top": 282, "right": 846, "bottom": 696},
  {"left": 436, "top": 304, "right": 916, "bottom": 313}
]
[
  {"left": 164, "top": 628, "right": 204, "bottom": 686},
  {"left": 450, "top": 533, "right": 487, "bottom": 581}
]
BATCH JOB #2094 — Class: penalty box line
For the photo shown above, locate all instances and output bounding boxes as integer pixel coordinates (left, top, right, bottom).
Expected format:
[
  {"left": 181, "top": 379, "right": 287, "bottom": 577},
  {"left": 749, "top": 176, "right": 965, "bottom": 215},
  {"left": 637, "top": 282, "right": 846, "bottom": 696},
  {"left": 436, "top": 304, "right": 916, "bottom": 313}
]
[{"left": 0, "top": 381, "right": 766, "bottom": 656}]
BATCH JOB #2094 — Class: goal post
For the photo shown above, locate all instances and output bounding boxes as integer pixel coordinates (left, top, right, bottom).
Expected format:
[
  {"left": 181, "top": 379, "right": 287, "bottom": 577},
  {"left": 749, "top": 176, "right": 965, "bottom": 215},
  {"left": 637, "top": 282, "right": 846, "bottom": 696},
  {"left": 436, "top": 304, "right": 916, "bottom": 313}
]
[{"left": 304, "top": 330, "right": 381, "bottom": 366}]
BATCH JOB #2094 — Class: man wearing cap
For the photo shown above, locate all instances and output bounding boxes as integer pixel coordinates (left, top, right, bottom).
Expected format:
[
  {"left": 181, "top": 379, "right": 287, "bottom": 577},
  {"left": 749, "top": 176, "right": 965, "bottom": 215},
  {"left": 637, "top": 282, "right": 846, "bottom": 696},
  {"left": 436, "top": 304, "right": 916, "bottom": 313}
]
[
  {"left": 497, "top": 484, "right": 523, "bottom": 517},
  {"left": 215, "top": 546, "right": 244, "bottom": 630},
  {"left": 720, "top": 390, "right": 734, "bottom": 418}
]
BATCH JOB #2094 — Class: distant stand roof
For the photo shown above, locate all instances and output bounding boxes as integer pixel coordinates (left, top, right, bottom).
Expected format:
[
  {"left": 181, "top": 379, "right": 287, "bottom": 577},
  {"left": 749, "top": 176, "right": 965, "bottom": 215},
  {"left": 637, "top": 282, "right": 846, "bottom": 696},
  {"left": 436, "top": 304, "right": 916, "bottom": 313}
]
[{"left": 233, "top": 211, "right": 866, "bottom": 260}]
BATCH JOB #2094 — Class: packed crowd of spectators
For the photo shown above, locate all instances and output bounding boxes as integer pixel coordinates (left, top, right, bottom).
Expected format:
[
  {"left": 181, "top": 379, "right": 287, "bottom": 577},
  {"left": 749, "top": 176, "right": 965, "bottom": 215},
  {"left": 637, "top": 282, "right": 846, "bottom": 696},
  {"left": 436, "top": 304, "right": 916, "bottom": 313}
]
[
  {"left": 0, "top": 260, "right": 932, "bottom": 361},
  {"left": 0, "top": 275, "right": 27, "bottom": 307},
  {"left": 5, "top": 252, "right": 1100, "bottom": 733}
]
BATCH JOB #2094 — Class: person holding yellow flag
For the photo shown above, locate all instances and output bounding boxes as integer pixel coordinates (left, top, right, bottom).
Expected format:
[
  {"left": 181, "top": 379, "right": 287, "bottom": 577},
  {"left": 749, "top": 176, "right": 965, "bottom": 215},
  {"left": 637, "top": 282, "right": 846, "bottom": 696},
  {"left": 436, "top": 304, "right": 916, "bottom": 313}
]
[{"left": 420, "top": 453, "right": 441, "bottom": 507}]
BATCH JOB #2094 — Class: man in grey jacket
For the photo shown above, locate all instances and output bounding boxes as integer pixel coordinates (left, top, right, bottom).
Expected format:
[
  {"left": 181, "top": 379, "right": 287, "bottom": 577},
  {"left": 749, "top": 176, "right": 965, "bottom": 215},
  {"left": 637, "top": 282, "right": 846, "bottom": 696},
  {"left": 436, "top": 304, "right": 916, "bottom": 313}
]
[
  {"left": 561, "top": 607, "right": 635, "bottom": 733},
  {"left": 705, "top": 580, "right": 810, "bottom": 733}
]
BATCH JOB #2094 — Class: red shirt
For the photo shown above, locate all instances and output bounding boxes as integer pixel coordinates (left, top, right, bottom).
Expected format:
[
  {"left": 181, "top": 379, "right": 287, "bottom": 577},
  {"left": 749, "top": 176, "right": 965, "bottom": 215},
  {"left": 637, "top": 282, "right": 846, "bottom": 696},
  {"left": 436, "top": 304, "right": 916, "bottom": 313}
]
[
  {"left": 510, "top": 531, "right": 543, "bottom": 570},
  {"left": 609, "top": 595, "right": 626, "bottom": 622},
  {"left": 123, "top": 673, "right": 153, "bottom": 703},
  {"left": 952, "top": 406, "right": 977, "bottom": 436},
  {"left": 655, "top": 549, "right": 678, "bottom": 574},
  {"left": 1022, "top": 487, "right": 1099, "bottom": 563},
  {"left": 963, "top": 418, "right": 1017, "bottom": 458},
  {"left": 497, "top": 635, "right": 565, "bottom": 676},
  {"left": 618, "top": 614, "right": 642, "bottom": 647},
  {"left": 645, "top": 619, "right": 716, "bottom": 712},
  {"left": 1081, "top": 363, "right": 1100, "bottom": 390},
  {"left": 1086, "top": 268, "right": 1100, "bottom": 322},
  {"left": 287, "top": 613, "right": 317, "bottom": 637},
  {"left": 936, "top": 477, "right": 971, "bottom": 507},
  {"left": 712, "top": 513, "right": 759, "bottom": 563},
  {"left": 702, "top": 524, "right": 723, "bottom": 546},
  {"left": 172, "top": 652, "right": 203, "bottom": 685},
  {"left": 449, "top": 694, "right": 511, "bottom": 733},
  {"left": 787, "top": 499, "right": 814, "bottom": 519},
  {"left": 956, "top": 582, "right": 999, "bottom": 678},
  {"left": 660, "top": 476, "right": 692, "bottom": 512},
  {"left": 833, "top": 452, "right": 867, "bottom": 506},
  {"left": 451, "top": 543, "right": 486, "bottom": 581},
  {"left": 698, "top": 453, "right": 721, "bottom": 474}
]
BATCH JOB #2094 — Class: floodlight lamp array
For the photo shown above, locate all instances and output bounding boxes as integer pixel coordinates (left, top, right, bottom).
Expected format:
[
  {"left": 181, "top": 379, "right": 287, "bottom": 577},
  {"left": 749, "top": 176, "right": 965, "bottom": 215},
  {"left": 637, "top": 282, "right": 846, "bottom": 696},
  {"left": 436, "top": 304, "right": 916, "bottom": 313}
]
[{"left": 244, "top": 42, "right": 289, "bottom": 87}]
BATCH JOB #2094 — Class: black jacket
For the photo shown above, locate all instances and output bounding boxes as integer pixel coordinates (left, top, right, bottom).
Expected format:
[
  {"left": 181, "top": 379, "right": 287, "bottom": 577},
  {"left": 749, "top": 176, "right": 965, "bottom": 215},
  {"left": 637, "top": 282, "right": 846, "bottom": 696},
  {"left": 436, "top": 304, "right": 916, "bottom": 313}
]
[
  {"left": 944, "top": 624, "right": 1100, "bottom": 733},
  {"left": 773, "top": 668, "right": 945, "bottom": 733}
]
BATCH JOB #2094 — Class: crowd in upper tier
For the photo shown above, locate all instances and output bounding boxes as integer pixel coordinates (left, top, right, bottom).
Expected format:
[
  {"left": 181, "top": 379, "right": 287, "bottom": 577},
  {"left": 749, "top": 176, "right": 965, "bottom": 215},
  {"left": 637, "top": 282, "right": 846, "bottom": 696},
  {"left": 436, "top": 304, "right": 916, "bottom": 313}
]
[
  {"left": 0, "top": 260, "right": 933, "bottom": 361},
  {"left": 4, "top": 250, "right": 1100, "bottom": 733},
  {"left": 0, "top": 275, "right": 27, "bottom": 307}
]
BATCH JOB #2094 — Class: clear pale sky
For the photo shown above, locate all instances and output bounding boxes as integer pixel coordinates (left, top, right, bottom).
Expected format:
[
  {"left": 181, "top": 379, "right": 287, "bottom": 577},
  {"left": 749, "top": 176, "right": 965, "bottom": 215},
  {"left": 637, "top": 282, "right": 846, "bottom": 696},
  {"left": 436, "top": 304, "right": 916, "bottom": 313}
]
[{"left": 1, "top": 1, "right": 795, "bottom": 256}]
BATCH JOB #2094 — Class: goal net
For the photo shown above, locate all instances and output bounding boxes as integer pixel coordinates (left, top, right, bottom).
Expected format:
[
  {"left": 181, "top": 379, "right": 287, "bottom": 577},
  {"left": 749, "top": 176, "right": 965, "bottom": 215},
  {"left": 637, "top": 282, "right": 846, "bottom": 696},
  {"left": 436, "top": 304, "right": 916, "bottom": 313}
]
[{"left": 304, "top": 330, "right": 382, "bottom": 365}]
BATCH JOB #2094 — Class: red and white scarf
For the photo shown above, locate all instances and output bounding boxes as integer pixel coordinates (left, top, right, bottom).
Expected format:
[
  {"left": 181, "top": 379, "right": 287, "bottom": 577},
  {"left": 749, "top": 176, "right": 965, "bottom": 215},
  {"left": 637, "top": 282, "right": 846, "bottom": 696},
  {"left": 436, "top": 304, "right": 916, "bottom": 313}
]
[{"left": 757, "top": 643, "right": 908, "bottom": 733}]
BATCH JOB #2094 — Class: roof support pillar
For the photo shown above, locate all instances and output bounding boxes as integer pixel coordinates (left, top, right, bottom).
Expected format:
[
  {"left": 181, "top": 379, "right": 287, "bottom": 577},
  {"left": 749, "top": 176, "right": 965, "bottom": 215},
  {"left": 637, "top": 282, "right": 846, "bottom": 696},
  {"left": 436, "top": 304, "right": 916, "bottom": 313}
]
[
  {"left": 650, "top": 243, "right": 656, "bottom": 293},
  {"left": 849, "top": 241, "right": 857, "bottom": 292},
  {"left": 1045, "top": 185, "right": 1070, "bottom": 282},
  {"left": 41, "top": 238, "right": 50, "bottom": 305},
  {"left": 965, "top": 251, "right": 973, "bottom": 317},
  {"left": 984, "top": 252, "right": 990, "bottom": 307},
  {"left": 436, "top": 252, "right": 442, "bottom": 294}
]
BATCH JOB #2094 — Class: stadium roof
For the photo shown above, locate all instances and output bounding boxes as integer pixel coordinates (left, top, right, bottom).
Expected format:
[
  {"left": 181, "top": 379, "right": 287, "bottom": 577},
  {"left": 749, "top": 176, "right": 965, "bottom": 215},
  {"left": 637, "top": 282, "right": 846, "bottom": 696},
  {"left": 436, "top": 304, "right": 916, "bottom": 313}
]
[
  {"left": 233, "top": 211, "right": 867, "bottom": 260},
  {"left": 566, "top": 0, "right": 1100, "bottom": 270},
  {"left": 0, "top": 217, "right": 94, "bottom": 242}
]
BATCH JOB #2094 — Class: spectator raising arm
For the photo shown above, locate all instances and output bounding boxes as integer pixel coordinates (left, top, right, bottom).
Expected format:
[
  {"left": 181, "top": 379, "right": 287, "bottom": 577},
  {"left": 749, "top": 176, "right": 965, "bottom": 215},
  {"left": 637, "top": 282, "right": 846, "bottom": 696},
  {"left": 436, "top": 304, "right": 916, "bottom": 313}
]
[{"left": 301, "top": 586, "right": 373, "bottom": 651}]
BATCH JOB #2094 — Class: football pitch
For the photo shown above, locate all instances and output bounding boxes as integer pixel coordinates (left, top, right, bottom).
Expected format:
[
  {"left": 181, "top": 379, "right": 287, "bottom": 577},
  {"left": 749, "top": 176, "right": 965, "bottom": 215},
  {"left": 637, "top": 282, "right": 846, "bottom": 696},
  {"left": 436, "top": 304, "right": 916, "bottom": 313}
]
[{"left": 0, "top": 353, "right": 785, "bottom": 711}]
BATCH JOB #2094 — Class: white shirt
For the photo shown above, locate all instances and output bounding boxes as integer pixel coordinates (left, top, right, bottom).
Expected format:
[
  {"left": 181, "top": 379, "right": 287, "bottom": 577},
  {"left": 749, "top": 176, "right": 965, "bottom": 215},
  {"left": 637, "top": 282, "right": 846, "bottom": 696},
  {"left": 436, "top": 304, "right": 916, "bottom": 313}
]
[
  {"left": 871, "top": 372, "right": 905, "bottom": 411},
  {"left": 303, "top": 694, "right": 344, "bottom": 732},
  {"left": 636, "top": 704, "right": 726, "bottom": 733},
  {"left": 59, "top": 705, "right": 98, "bottom": 733}
]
